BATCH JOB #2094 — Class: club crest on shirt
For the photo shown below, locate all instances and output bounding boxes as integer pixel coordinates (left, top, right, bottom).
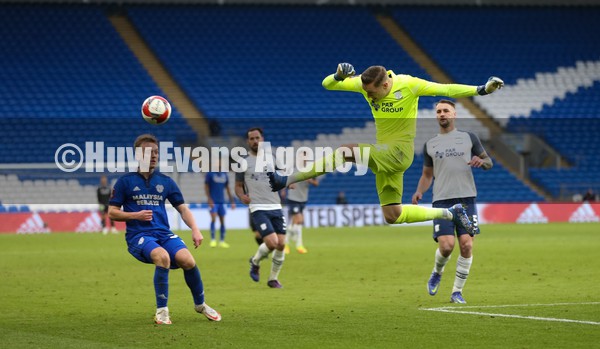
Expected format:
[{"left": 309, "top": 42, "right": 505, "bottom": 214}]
[
  {"left": 156, "top": 184, "right": 164, "bottom": 193},
  {"left": 394, "top": 91, "right": 403, "bottom": 100},
  {"left": 370, "top": 100, "right": 380, "bottom": 111}
]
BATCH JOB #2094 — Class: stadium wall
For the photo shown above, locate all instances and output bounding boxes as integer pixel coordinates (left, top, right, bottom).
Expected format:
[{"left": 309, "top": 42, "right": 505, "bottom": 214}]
[{"left": 2, "top": 203, "right": 598, "bottom": 234}]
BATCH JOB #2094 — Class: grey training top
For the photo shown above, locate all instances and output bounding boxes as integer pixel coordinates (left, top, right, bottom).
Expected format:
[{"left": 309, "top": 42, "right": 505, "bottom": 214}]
[
  {"left": 287, "top": 180, "right": 312, "bottom": 203},
  {"left": 423, "top": 129, "right": 485, "bottom": 202},
  {"left": 235, "top": 153, "right": 282, "bottom": 212}
]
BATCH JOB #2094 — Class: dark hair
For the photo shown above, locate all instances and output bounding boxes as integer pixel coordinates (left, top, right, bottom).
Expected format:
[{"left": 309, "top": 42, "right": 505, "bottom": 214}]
[
  {"left": 134, "top": 134, "right": 158, "bottom": 148},
  {"left": 435, "top": 99, "right": 456, "bottom": 108},
  {"left": 360, "top": 66, "right": 387, "bottom": 87},
  {"left": 246, "top": 127, "right": 264, "bottom": 138}
]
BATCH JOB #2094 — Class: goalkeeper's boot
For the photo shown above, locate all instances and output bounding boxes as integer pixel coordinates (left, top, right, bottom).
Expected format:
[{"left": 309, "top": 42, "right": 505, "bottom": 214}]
[
  {"left": 450, "top": 292, "right": 467, "bottom": 304},
  {"left": 195, "top": 303, "right": 222, "bottom": 322},
  {"left": 448, "top": 204, "right": 475, "bottom": 235},
  {"left": 296, "top": 246, "right": 308, "bottom": 254},
  {"left": 267, "top": 172, "right": 287, "bottom": 192},
  {"left": 218, "top": 241, "right": 230, "bottom": 248},
  {"left": 267, "top": 280, "right": 283, "bottom": 289},
  {"left": 427, "top": 272, "right": 442, "bottom": 296},
  {"left": 249, "top": 258, "right": 260, "bottom": 282},
  {"left": 154, "top": 307, "right": 172, "bottom": 325}
]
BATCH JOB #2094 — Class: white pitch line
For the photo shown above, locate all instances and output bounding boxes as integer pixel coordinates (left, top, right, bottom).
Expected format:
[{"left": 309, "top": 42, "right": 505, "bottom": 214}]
[
  {"left": 425, "top": 301, "right": 600, "bottom": 310},
  {"left": 420, "top": 302, "right": 600, "bottom": 326}
]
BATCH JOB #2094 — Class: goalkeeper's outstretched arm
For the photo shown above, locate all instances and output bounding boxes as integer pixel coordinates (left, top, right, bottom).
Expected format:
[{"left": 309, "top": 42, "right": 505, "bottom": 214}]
[
  {"left": 410, "top": 76, "right": 504, "bottom": 98},
  {"left": 322, "top": 63, "right": 361, "bottom": 92}
]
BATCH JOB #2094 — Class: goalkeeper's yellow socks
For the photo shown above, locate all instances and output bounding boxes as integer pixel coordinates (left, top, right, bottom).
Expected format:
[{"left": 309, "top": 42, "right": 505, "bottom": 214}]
[{"left": 394, "top": 205, "right": 447, "bottom": 224}]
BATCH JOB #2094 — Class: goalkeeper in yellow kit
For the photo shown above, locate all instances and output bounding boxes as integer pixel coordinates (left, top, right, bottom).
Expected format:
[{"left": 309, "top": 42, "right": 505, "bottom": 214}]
[{"left": 269, "top": 63, "right": 503, "bottom": 233}]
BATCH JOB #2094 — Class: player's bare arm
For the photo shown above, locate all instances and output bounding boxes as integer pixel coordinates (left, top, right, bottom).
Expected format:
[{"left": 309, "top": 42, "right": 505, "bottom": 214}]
[
  {"left": 235, "top": 181, "right": 251, "bottom": 205},
  {"left": 225, "top": 186, "right": 236, "bottom": 209},
  {"left": 468, "top": 152, "right": 493, "bottom": 170},
  {"left": 175, "top": 204, "right": 203, "bottom": 248},
  {"left": 108, "top": 205, "right": 152, "bottom": 221},
  {"left": 205, "top": 183, "right": 214, "bottom": 208},
  {"left": 412, "top": 166, "right": 434, "bottom": 204}
]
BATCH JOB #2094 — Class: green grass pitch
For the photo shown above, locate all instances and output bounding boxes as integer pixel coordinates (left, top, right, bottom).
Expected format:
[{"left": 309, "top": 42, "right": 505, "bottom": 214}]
[{"left": 1, "top": 223, "right": 599, "bottom": 348}]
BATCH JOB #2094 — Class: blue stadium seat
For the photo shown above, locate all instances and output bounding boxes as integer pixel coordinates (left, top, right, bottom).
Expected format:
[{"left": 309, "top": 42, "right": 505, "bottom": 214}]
[
  {"left": 392, "top": 7, "right": 600, "bottom": 200},
  {"left": 506, "top": 82, "right": 600, "bottom": 198},
  {"left": 0, "top": 4, "right": 197, "bottom": 164},
  {"left": 127, "top": 5, "right": 431, "bottom": 145},
  {"left": 4, "top": 4, "right": 588, "bottom": 203}
]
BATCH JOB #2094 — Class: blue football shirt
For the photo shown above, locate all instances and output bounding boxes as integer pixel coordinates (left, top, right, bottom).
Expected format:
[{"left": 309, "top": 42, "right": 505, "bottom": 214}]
[
  {"left": 205, "top": 172, "right": 229, "bottom": 204},
  {"left": 109, "top": 172, "right": 184, "bottom": 240}
]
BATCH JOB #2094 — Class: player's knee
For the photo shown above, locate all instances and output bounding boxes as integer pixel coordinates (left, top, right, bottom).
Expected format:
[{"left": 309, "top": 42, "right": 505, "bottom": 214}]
[
  {"left": 439, "top": 246, "right": 453, "bottom": 257},
  {"left": 264, "top": 239, "right": 277, "bottom": 250},
  {"left": 178, "top": 258, "right": 196, "bottom": 270},
  {"left": 340, "top": 143, "right": 358, "bottom": 150},
  {"left": 384, "top": 212, "right": 399, "bottom": 224},
  {"left": 174, "top": 249, "right": 196, "bottom": 270},
  {"left": 339, "top": 143, "right": 358, "bottom": 161},
  {"left": 151, "top": 249, "right": 170, "bottom": 268},
  {"left": 438, "top": 241, "right": 454, "bottom": 256},
  {"left": 275, "top": 240, "right": 285, "bottom": 250},
  {"left": 460, "top": 241, "right": 473, "bottom": 256}
]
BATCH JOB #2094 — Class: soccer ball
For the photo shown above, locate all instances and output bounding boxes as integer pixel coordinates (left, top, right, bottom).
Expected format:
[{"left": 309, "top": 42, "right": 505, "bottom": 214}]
[{"left": 141, "top": 96, "right": 171, "bottom": 125}]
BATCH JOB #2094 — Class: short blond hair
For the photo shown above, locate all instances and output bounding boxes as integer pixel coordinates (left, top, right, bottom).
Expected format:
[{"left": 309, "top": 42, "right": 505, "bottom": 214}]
[{"left": 134, "top": 134, "right": 158, "bottom": 149}]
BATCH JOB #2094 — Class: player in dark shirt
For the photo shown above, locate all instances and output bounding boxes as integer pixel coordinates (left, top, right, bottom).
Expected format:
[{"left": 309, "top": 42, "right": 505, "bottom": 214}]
[{"left": 97, "top": 175, "right": 116, "bottom": 234}]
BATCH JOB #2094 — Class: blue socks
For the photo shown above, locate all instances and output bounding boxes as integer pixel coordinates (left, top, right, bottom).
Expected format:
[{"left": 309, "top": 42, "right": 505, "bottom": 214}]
[
  {"left": 210, "top": 221, "right": 216, "bottom": 240},
  {"left": 155, "top": 265, "right": 205, "bottom": 307},
  {"left": 154, "top": 266, "right": 169, "bottom": 308},
  {"left": 184, "top": 265, "right": 205, "bottom": 306},
  {"left": 220, "top": 224, "right": 226, "bottom": 241}
]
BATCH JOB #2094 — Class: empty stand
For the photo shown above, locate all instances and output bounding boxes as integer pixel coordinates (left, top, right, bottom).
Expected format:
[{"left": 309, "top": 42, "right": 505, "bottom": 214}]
[
  {"left": 0, "top": 4, "right": 197, "bottom": 165},
  {"left": 3, "top": 4, "right": 584, "bottom": 205}
]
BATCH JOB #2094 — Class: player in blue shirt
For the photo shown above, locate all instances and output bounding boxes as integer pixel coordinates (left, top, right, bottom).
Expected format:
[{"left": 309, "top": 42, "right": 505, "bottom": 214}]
[
  {"left": 108, "top": 134, "right": 221, "bottom": 324},
  {"left": 204, "top": 161, "right": 236, "bottom": 248}
]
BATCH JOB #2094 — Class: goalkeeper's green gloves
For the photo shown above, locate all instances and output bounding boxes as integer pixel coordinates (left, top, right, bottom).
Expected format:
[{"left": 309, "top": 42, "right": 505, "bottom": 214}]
[
  {"left": 477, "top": 76, "right": 504, "bottom": 95},
  {"left": 333, "top": 63, "right": 355, "bottom": 81}
]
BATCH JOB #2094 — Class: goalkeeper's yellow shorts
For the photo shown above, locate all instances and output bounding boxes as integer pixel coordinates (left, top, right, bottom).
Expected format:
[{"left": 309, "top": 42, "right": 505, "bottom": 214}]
[{"left": 357, "top": 142, "right": 414, "bottom": 206}]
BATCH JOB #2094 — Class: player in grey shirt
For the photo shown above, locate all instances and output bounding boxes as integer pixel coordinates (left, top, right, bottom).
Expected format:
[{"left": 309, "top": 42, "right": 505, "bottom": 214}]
[
  {"left": 285, "top": 154, "right": 319, "bottom": 254},
  {"left": 235, "top": 127, "right": 286, "bottom": 289},
  {"left": 412, "top": 100, "right": 492, "bottom": 304}
]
